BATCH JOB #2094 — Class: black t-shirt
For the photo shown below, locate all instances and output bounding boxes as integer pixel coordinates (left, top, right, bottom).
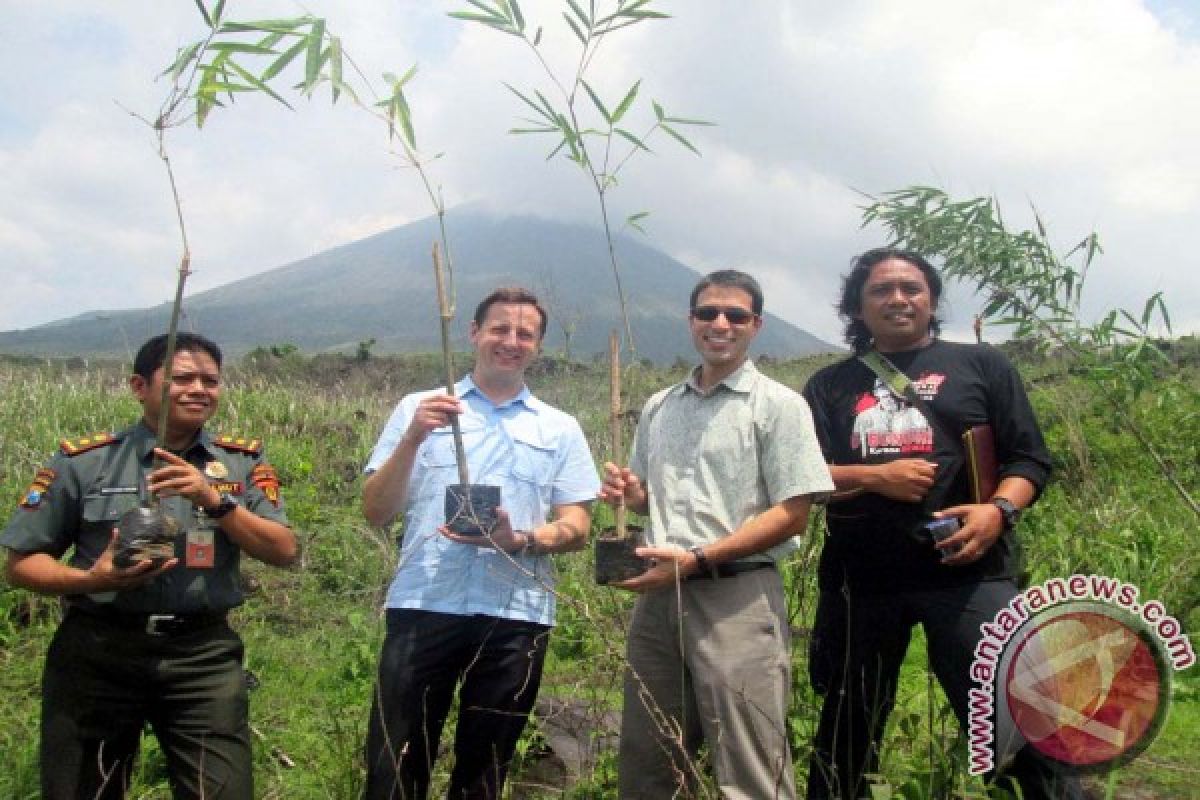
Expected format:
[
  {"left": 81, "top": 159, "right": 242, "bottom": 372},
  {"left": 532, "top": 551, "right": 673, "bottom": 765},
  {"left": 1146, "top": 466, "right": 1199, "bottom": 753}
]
[{"left": 802, "top": 340, "right": 1050, "bottom": 592}]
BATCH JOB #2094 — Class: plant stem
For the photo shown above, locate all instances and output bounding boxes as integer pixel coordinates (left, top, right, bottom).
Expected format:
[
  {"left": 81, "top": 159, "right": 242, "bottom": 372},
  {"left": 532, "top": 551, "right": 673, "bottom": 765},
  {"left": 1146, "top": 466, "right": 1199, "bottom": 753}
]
[
  {"left": 609, "top": 330, "right": 626, "bottom": 537},
  {"left": 432, "top": 243, "right": 470, "bottom": 486}
]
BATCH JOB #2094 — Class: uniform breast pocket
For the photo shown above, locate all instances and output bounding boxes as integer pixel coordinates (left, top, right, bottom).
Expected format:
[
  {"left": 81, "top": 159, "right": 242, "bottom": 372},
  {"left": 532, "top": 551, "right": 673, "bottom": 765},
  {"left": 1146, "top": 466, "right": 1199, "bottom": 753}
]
[
  {"left": 82, "top": 494, "right": 139, "bottom": 529},
  {"left": 419, "top": 428, "right": 465, "bottom": 470},
  {"left": 511, "top": 434, "right": 555, "bottom": 486},
  {"left": 80, "top": 493, "right": 140, "bottom": 561}
]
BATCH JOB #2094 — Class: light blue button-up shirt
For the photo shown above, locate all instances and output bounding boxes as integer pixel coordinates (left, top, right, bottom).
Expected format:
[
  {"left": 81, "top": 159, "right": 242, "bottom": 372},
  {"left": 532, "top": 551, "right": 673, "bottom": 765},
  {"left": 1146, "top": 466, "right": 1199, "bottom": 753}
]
[{"left": 365, "top": 375, "right": 600, "bottom": 626}]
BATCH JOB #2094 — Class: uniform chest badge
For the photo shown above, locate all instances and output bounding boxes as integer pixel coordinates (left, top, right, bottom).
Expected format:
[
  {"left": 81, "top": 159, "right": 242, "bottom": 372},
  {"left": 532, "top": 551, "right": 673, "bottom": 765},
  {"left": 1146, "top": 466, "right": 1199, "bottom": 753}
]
[{"left": 205, "top": 461, "right": 229, "bottom": 479}]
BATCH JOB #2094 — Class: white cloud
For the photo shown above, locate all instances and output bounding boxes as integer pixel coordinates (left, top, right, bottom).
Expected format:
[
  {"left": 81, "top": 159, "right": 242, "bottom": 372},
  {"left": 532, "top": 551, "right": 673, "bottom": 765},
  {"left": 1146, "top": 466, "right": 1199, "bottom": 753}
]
[{"left": 0, "top": 0, "right": 1196, "bottom": 340}]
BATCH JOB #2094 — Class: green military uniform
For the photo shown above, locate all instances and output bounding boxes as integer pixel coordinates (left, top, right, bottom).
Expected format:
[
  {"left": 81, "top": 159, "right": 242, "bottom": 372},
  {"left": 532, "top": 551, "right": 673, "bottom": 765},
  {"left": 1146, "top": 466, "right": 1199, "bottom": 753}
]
[{"left": 1, "top": 420, "right": 287, "bottom": 800}]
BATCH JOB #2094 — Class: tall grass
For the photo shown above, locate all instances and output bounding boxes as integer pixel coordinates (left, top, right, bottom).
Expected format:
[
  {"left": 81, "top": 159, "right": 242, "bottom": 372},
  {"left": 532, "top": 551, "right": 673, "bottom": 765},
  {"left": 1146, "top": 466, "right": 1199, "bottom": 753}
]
[{"left": 0, "top": 349, "right": 1195, "bottom": 798}]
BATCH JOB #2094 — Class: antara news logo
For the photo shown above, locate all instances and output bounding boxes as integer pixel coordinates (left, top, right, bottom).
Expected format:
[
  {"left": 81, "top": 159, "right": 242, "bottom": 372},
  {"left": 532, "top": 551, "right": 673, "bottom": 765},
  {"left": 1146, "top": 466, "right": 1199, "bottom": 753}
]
[{"left": 968, "top": 574, "right": 1195, "bottom": 775}]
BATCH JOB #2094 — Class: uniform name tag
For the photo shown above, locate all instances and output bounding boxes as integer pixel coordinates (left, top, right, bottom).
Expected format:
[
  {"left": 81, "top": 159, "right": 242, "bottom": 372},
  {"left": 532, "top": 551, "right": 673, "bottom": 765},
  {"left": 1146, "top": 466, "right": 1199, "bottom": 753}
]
[
  {"left": 186, "top": 530, "right": 215, "bottom": 569},
  {"left": 98, "top": 487, "right": 139, "bottom": 495}
]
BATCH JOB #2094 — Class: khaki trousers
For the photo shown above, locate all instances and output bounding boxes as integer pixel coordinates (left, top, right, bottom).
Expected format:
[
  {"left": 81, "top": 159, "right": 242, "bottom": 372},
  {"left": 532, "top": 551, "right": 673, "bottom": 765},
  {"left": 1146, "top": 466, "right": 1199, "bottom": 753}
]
[{"left": 618, "top": 567, "right": 795, "bottom": 799}]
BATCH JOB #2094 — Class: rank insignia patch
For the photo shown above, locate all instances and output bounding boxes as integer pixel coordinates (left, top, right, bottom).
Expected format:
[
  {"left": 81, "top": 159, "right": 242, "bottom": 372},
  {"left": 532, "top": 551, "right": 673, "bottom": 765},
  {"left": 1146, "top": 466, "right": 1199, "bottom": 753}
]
[
  {"left": 214, "top": 435, "right": 262, "bottom": 456},
  {"left": 19, "top": 467, "right": 56, "bottom": 510},
  {"left": 59, "top": 432, "right": 116, "bottom": 457},
  {"left": 250, "top": 464, "right": 281, "bottom": 506},
  {"left": 205, "top": 461, "right": 229, "bottom": 479}
]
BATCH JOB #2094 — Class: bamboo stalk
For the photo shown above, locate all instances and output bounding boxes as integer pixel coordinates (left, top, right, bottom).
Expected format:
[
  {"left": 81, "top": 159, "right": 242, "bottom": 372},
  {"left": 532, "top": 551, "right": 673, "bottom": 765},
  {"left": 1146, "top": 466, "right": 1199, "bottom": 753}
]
[
  {"left": 609, "top": 330, "right": 626, "bottom": 538},
  {"left": 146, "top": 124, "right": 194, "bottom": 509},
  {"left": 432, "top": 243, "right": 470, "bottom": 486}
]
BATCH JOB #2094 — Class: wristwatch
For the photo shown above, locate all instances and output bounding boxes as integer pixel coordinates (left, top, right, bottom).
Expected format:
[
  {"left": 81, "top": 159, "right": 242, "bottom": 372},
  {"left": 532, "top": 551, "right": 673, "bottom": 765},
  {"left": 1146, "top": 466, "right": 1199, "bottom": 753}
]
[
  {"left": 203, "top": 492, "right": 238, "bottom": 519},
  {"left": 990, "top": 497, "right": 1022, "bottom": 531},
  {"left": 689, "top": 545, "right": 715, "bottom": 578}
]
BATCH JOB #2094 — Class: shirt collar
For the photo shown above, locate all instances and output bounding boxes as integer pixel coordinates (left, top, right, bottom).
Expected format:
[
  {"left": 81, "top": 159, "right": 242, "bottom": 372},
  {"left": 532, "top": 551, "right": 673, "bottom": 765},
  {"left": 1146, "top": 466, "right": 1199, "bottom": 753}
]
[
  {"left": 456, "top": 374, "right": 536, "bottom": 412},
  {"left": 681, "top": 358, "right": 758, "bottom": 396},
  {"left": 129, "top": 419, "right": 212, "bottom": 461}
]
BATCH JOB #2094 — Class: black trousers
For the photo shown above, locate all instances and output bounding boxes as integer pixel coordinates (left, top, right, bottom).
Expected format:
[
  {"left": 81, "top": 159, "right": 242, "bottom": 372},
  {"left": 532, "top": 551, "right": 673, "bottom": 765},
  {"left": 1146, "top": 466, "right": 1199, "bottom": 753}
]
[
  {"left": 364, "top": 609, "right": 551, "bottom": 800},
  {"left": 806, "top": 581, "right": 1083, "bottom": 800},
  {"left": 41, "top": 610, "right": 251, "bottom": 800}
]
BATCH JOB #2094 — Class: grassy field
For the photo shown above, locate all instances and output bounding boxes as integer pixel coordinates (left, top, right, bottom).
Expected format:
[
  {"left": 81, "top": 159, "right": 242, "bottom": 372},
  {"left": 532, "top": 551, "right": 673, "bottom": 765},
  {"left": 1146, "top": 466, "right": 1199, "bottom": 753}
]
[{"left": 0, "top": 347, "right": 1196, "bottom": 799}]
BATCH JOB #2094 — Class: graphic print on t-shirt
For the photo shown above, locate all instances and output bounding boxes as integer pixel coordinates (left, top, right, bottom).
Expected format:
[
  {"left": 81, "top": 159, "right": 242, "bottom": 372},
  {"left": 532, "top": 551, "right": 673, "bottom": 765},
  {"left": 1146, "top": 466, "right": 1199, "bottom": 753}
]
[{"left": 849, "top": 373, "right": 946, "bottom": 458}]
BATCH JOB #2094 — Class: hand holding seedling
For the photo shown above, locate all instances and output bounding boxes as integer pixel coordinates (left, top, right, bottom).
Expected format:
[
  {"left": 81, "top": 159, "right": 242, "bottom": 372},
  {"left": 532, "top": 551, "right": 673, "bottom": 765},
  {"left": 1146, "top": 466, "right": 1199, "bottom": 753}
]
[
  {"left": 599, "top": 462, "right": 647, "bottom": 513},
  {"left": 440, "top": 507, "right": 526, "bottom": 553},
  {"left": 404, "top": 394, "right": 464, "bottom": 446},
  {"left": 612, "top": 544, "right": 694, "bottom": 593},
  {"left": 92, "top": 529, "right": 179, "bottom": 589},
  {"left": 147, "top": 448, "right": 219, "bottom": 508}
]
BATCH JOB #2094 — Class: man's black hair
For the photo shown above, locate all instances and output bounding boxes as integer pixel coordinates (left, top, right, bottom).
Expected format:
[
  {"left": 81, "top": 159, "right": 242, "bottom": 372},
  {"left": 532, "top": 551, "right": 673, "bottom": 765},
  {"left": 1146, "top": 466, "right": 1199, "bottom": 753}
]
[
  {"left": 838, "top": 248, "right": 943, "bottom": 353},
  {"left": 690, "top": 269, "right": 764, "bottom": 315},
  {"left": 132, "top": 333, "right": 223, "bottom": 379}
]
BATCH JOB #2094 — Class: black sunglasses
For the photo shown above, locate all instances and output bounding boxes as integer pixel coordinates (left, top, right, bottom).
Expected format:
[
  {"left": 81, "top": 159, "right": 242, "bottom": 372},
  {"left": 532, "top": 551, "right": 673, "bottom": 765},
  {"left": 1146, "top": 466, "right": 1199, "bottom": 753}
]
[{"left": 690, "top": 305, "right": 758, "bottom": 325}]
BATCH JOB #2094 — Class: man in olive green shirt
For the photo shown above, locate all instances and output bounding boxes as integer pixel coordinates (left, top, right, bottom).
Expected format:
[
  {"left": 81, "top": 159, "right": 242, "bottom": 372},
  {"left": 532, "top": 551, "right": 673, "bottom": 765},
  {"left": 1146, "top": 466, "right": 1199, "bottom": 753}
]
[
  {"left": 601, "top": 270, "right": 833, "bottom": 799},
  {"left": 1, "top": 333, "right": 296, "bottom": 800}
]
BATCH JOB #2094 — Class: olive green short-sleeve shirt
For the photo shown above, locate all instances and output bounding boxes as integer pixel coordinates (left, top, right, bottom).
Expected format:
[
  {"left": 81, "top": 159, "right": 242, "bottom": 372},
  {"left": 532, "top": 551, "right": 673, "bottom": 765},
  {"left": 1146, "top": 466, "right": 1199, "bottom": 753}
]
[
  {"left": 629, "top": 360, "right": 833, "bottom": 561},
  {"left": 1, "top": 421, "right": 288, "bottom": 614}
]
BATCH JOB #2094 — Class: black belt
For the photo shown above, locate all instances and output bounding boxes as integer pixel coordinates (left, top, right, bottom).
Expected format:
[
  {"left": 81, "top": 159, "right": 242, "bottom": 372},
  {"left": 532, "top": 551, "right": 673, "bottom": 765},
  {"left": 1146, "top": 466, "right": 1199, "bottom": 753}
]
[
  {"left": 68, "top": 606, "right": 228, "bottom": 637},
  {"left": 685, "top": 560, "right": 775, "bottom": 582}
]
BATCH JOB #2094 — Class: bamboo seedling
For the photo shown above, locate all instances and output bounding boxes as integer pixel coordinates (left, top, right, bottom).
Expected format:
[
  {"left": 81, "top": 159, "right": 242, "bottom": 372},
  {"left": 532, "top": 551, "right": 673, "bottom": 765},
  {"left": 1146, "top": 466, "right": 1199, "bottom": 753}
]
[
  {"left": 116, "top": 2, "right": 347, "bottom": 566},
  {"left": 450, "top": 0, "right": 711, "bottom": 358},
  {"left": 433, "top": 244, "right": 501, "bottom": 536},
  {"left": 593, "top": 331, "right": 647, "bottom": 584}
]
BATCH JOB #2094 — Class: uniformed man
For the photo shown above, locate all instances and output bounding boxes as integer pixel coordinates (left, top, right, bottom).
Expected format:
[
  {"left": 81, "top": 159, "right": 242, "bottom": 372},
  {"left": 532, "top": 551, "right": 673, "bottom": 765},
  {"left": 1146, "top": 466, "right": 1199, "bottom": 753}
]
[{"left": 1, "top": 332, "right": 297, "bottom": 800}]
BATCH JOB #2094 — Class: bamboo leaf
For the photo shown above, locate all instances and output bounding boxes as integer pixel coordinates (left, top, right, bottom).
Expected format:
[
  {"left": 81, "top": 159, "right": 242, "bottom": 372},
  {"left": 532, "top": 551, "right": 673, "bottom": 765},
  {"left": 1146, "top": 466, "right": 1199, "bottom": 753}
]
[
  {"left": 256, "top": 31, "right": 285, "bottom": 51},
  {"left": 507, "top": 0, "right": 526, "bottom": 32},
  {"left": 504, "top": 83, "right": 556, "bottom": 124},
  {"left": 304, "top": 18, "right": 326, "bottom": 94},
  {"left": 626, "top": 210, "right": 650, "bottom": 233},
  {"left": 206, "top": 41, "right": 279, "bottom": 55},
  {"left": 448, "top": 11, "right": 507, "bottom": 25},
  {"left": 329, "top": 36, "right": 343, "bottom": 102},
  {"left": 651, "top": 100, "right": 664, "bottom": 121},
  {"left": 566, "top": 0, "right": 593, "bottom": 30},
  {"left": 219, "top": 18, "right": 308, "bottom": 34},
  {"left": 617, "top": 9, "right": 670, "bottom": 20},
  {"left": 331, "top": 78, "right": 360, "bottom": 105},
  {"left": 162, "top": 42, "right": 202, "bottom": 81},
  {"left": 533, "top": 26, "right": 543, "bottom": 46},
  {"left": 534, "top": 90, "right": 558, "bottom": 118},
  {"left": 193, "top": 0, "right": 213, "bottom": 28},
  {"left": 198, "top": 80, "right": 254, "bottom": 93},
  {"left": 226, "top": 59, "right": 293, "bottom": 109},
  {"left": 663, "top": 114, "right": 714, "bottom": 126},
  {"left": 659, "top": 122, "right": 700, "bottom": 155},
  {"left": 212, "top": 0, "right": 226, "bottom": 24},
  {"left": 563, "top": 12, "right": 588, "bottom": 45},
  {"left": 261, "top": 37, "right": 307, "bottom": 82},
  {"left": 581, "top": 80, "right": 612, "bottom": 124},
  {"left": 545, "top": 136, "right": 569, "bottom": 161},
  {"left": 611, "top": 80, "right": 640, "bottom": 124},
  {"left": 614, "top": 128, "right": 651, "bottom": 152}
]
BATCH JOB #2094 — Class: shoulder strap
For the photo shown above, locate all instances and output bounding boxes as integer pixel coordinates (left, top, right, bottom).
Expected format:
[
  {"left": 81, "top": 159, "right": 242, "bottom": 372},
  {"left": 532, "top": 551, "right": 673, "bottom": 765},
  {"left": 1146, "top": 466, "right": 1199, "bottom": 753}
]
[{"left": 857, "top": 350, "right": 958, "bottom": 445}]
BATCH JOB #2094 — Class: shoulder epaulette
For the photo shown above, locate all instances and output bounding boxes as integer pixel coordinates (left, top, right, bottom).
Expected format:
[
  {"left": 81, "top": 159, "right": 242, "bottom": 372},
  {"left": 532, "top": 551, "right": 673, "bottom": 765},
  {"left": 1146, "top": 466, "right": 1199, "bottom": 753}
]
[
  {"left": 213, "top": 434, "right": 262, "bottom": 456},
  {"left": 59, "top": 432, "right": 118, "bottom": 457}
]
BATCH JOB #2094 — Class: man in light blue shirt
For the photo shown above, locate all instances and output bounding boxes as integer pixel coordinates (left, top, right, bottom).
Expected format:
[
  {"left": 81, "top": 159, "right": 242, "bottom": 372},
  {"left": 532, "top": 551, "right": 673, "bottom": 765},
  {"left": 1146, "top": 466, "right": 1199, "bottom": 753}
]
[{"left": 361, "top": 287, "right": 599, "bottom": 800}]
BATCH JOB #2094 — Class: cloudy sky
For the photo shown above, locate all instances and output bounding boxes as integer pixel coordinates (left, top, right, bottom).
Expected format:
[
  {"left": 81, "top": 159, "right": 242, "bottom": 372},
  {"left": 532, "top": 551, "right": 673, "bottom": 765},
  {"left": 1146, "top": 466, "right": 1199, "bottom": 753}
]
[{"left": 2, "top": 0, "right": 1197, "bottom": 346}]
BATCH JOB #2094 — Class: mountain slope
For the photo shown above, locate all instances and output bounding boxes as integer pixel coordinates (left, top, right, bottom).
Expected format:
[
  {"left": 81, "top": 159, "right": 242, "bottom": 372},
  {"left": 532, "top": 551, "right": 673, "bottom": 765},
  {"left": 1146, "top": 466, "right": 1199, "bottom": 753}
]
[{"left": 0, "top": 211, "right": 836, "bottom": 362}]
